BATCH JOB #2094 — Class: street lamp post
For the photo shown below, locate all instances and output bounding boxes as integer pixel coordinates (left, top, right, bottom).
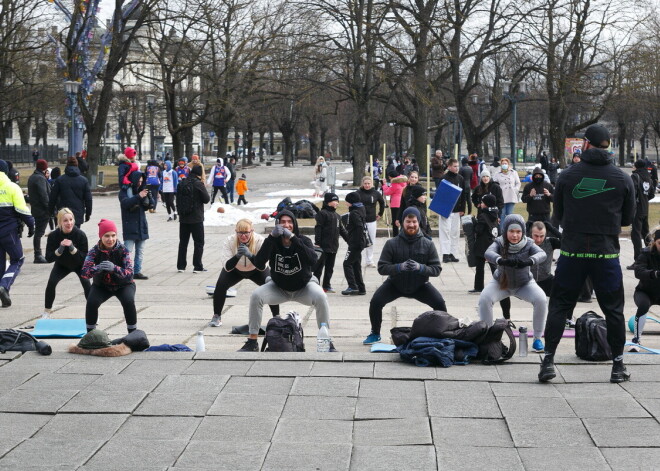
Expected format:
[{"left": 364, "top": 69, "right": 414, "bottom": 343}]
[
  {"left": 63, "top": 81, "right": 80, "bottom": 158},
  {"left": 146, "top": 94, "right": 156, "bottom": 159},
  {"left": 503, "top": 82, "right": 527, "bottom": 169}
]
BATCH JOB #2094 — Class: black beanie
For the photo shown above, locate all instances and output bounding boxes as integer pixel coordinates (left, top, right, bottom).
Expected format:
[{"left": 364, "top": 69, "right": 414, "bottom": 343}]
[
  {"left": 324, "top": 193, "right": 339, "bottom": 204},
  {"left": 401, "top": 206, "right": 421, "bottom": 221},
  {"left": 634, "top": 160, "right": 646, "bottom": 169},
  {"left": 409, "top": 185, "right": 427, "bottom": 199},
  {"left": 345, "top": 191, "right": 361, "bottom": 204},
  {"left": 482, "top": 194, "right": 497, "bottom": 208},
  {"left": 190, "top": 165, "right": 203, "bottom": 177}
]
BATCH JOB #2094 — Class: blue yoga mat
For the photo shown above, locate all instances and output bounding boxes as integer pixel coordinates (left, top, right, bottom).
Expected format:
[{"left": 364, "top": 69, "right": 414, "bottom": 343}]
[
  {"left": 30, "top": 318, "right": 87, "bottom": 338},
  {"left": 370, "top": 343, "right": 398, "bottom": 353}
]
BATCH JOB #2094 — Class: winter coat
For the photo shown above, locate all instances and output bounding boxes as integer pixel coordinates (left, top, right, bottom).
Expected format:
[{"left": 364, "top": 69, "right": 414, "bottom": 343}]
[
  {"left": 631, "top": 168, "right": 655, "bottom": 216},
  {"left": 554, "top": 147, "right": 635, "bottom": 255},
  {"left": 346, "top": 203, "right": 367, "bottom": 250},
  {"left": 207, "top": 163, "right": 232, "bottom": 187},
  {"left": 377, "top": 229, "right": 441, "bottom": 295},
  {"left": 634, "top": 248, "right": 660, "bottom": 295},
  {"left": 397, "top": 337, "right": 479, "bottom": 367},
  {"left": 358, "top": 187, "right": 385, "bottom": 223},
  {"left": 439, "top": 171, "right": 468, "bottom": 213},
  {"left": 459, "top": 163, "right": 473, "bottom": 192},
  {"left": 49, "top": 166, "right": 92, "bottom": 226},
  {"left": 492, "top": 169, "right": 520, "bottom": 204},
  {"left": 253, "top": 209, "right": 318, "bottom": 292},
  {"left": 236, "top": 179, "right": 248, "bottom": 195},
  {"left": 431, "top": 156, "right": 445, "bottom": 178},
  {"left": 45, "top": 226, "right": 88, "bottom": 271},
  {"left": 382, "top": 176, "right": 407, "bottom": 208},
  {"left": 220, "top": 232, "right": 267, "bottom": 272},
  {"left": 474, "top": 209, "right": 500, "bottom": 257},
  {"left": 471, "top": 181, "right": 504, "bottom": 212},
  {"left": 82, "top": 241, "right": 134, "bottom": 290},
  {"left": 468, "top": 160, "right": 480, "bottom": 189},
  {"left": 485, "top": 237, "right": 546, "bottom": 290},
  {"left": 0, "top": 172, "right": 34, "bottom": 234},
  {"left": 117, "top": 154, "right": 133, "bottom": 186},
  {"left": 119, "top": 172, "right": 155, "bottom": 241},
  {"left": 27, "top": 170, "right": 51, "bottom": 219},
  {"left": 530, "top": 237, "right": 561, "bottom": 283},
  {"left": 547, "top": 161, "right": 559, "bottom": 184},
  {"left": 399, "top": 183, "right": 423, "bottom": 222},
  {"left": 177, "top": 175, "right": 210, "bottom": 224},
  {"left": 314, "top": 204, "right": 348, "bottom": 253},
  {"left": 521, "top": 168, "right": 554, "bottom": 215}
]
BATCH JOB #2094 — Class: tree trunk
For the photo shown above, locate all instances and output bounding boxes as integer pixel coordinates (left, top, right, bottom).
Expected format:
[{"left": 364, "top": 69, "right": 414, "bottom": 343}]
[
  {"left": 352, "top": 113, "right": 368, "bottom": 186},
  {"left": 17, "top": 117, "right": 31, "bottom": 146},
  {"left": 245, "top": 120, "right": 254, "bottom": 165},
  {"left": 413, "top": 105, "right": 428, "bottom": 173}
]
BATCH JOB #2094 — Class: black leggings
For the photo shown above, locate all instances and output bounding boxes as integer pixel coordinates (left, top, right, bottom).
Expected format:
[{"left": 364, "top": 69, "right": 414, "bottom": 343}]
[
  {"left": 85, "top": 283, "right": 137, "bottom": 331},
  {"left": 211, "top": 186, "right": 229, "bottom": 204},
  {"left": 313, "top": 251, "right": 337, "bottom": 290},
  {"left": 213, "top": 268, "right": 279, "bottom": 317},
  {"left": 391, "top": 207, "right": 400, "bottom": 236},
  {"left": 474, "top": 257, "right": 511, "bottom": 318},
  {"left": 633, "top": 289, "right": 660, "bottom": 340},
  {"left": 162, "top": 192, "right": 176, "bottom": 214},
  {"left": 369, "top": 279, "right": 446, "bottom": 335},
  {"left": 45, "top": 263, "right": 91, "bottom": 309}
]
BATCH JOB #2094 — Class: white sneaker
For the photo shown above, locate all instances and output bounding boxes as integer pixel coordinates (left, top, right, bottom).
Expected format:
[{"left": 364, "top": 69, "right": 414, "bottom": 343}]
[
  {"left": 367, "top": 262, "right": 377, "bottom": 268},
  {"left": 41, "top": 310, "right": 52, "bottom": 319},
  {"left": 226, "top": 288, "right": 237, "bottom": 297},
  {"left": 208, "top": 315, "right": 222, "bottom": 327},
  {"left": 177, "top": 269, "right": 185, "bottom": 273}
]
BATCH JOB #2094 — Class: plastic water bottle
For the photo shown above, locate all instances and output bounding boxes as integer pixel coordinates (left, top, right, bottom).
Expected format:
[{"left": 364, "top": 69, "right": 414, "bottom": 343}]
[
  {"left": 195, "top": 331, "right": 206, "bottom": 352},
  {"left": 317, "top": 323, "right": 331, "bottom": 352},
  {"left": 518, "top": 326, "right": 528, "bottom": 357}
]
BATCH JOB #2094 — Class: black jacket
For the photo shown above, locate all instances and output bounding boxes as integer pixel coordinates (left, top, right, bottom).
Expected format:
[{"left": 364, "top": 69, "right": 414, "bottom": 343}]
[
  {"left": 474, "top": 208, "right": 500, "bottom": 257},
  {"left": 471, "top": 181, "right": 504, "bottom": 212},
  {"left": 522, "top": 169, "right": 554, "bottom": 215},
  {"left": 399, "top": 183, "right": 423, "bottom": 223},
  {"left": 253, "top": 209, "right": 318, "bottom": 292},
  {"left": 439, "top": 170, "right": 467, "bottom": 213},
  {"left": 377, "top": 229, "right": 441, "bottom": 295},
  {"left": 27, "top": 170, "right": 51, "bottom": 219},
  {"left": 553, "top": 147, "right": 635, "bottom": 255},
  {"left": 119, "top": 171, "right": 155, "bottom": 241},
  {"left": 357, "top": 187, "right": 385, "bottom": 223},
  {"left": 177, "top": 174, "right": 210, "bottom": 224},
  {"left": 346, "top": 204, "right": 367, "bottom": 250},
  {"left": 631, "top": 168, "right": 655, "bottom": 216},
  {"left": 45, "top": 226, "right": 88, "bottom": 271},
  {"left": 314, "top": 204, "right": 348, "bottom": 253},
  {"left": 409, "top": 199, "right": 431, "bottom": 239},
  {"left": 634, "top": 247, "right": 660, "bottom": 295},
  {"left": 49, "top": 166, "right": 93, "bottom": 225}
]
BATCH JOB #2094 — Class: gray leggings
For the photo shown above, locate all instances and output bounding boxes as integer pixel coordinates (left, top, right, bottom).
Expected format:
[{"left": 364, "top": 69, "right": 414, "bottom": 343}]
[
  {"left": 248, "top": 278, "right": 330, "bottom": 335},
  {"left": 478, "top": 279, "right": 547, "bottom": 338}
]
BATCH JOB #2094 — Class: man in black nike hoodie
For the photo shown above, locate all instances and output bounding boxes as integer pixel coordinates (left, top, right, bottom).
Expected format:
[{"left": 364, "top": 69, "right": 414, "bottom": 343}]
[
  {"left": 238, "top": 209, "right": 333, "bottom": 352},
  {"left": 539, "top": 124, "right": 635, "bottom": 384}
]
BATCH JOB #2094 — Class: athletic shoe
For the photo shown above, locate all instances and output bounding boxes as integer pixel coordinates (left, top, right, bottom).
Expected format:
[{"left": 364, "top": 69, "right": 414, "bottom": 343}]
[
  {"left": 363, "top": 333, "right": 381, "bottom": 345},
  {"left": 177, "top": 269, "right": 185, "bottom": 273},
  {"left": 565, "top": 318, "right": 576, "bottom": 329},
  {"left": 134, "top": 273, "right": 149, "bottom": 280},
  {"left": 237, "top": 338, "right": 259, "bottom": 352},
  {"left": 34, "top": 255, "right": 48, "bottom": 264},
  {"left": 442, "top": 254, "right": 451, "bottom": 263},
  {"left": 341, "top": 288, "right": 361, "bottom": 296},
  {"left": 329, "top": 341, "right": 338, "bottom": 352},
  {"left": 532, "top": 338, "right": 544, "bottom": 352},
  {"left": 626, "top": 264, "right": 635, "bottom": 270},
  {"left": 610, "top": 360, "right": 631, "bottom": 383},
  {"left": 41, "top": 309, "right": 52, "bottom": 319},
  {"left": 538, "top": 354, "right": 556, "bottom": 382},
  {"left": 193, "top": 268, "right": 208, "bottom": 274},
  {"left": 167, "top": 216, "right": 173, "bottom": 222},
  {"left": 449, "top": 255, "right": 460, "bottom": 263},
  {"left": 208, "top": 315, "right": 222, "bottom": 327},
  {"left": 173, "top": 213, "right": 178, "bottom": 220},
  {"left": 367, "top": 263, "right": 377, "bottom": 268},
  {"left": 0, "top": 287, "right": 11, "bottom": 308},
  {"left": 323, "top": 288, "right": 336, "bottom": 293},
  {"left": 358, "top": 291, "right": 367, "bottom": 295}
]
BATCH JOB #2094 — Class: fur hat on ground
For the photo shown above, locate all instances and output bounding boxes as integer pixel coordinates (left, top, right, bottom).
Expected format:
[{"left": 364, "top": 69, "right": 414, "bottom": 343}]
[{"left": 68, "top": 329, "right": 131, "bottom": 357}]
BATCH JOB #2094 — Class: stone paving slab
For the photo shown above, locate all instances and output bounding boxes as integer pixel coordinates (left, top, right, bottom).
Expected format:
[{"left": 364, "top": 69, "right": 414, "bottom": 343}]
[
  {"left": 246, "top": 360, "right": 313, "bottom": 377},
  {"left": 153, "top": 374, "right": 230, "bottom": 394},
  {"left": 350, "top": 445, "right": 436, "bottom": 471},
  {"left": 55, "top": 358, "right": 133, "bottom": 375},
  {"left": 192, "top": 416, "right": 277, "bottom": 442},
  {"left": 174, "top": 441, "right": 270, "bottom": 470},
  {"left": 498, "top": 396, "right": 575, "bottom": 418},
  {"left": 0, "top": 438, "right": 105, "bottom": 468},
  {"left": 490, "top": 382, "right": 562, "bottom": 397},
  {"left": 272, "top": 418, "right": 353, "bottom": 444},
  {"left": 85, "top": 372, "right": 164, "bottom": 392},
  {"left": 263, "top": 443, "right": 351, "bottom": 471},
  {"left": 0, "top": 388, "right": 79, "bottom": 414},
  {"left": 309, "top": 361, "right": 374, "bottom": 378},
  {"left": 566, "top": 396, "right": 650, "bottom": 418},
  {"left": 354, "top": 418, "right": 432, "bottom": 446},
  {"left": 33, "top": 413, "right": 127, "bottom": 441},
  {"left": 135, "top": 393, "right": 219, "bottom": 417},
  {"left": 584, "top": 418, "right": 660, "bottom": 447},
  {"left": 290, "top": 377, "right": 360, "bottom": 397},
  {"left": 19, "top": 372, "right": 100, "bottom": 390},
  {"left": 355, "top": 396, "right": 428, "bottom": 419},
  {"left": 207, "top": 392, "right": 287, "bottom": 417},
  {"left": 432, "top": 417, "right": 514, "bottom": 447},
  {"left": 620, "top": 381, "right": 660, "bottom": 398},
  {"left": 358, "top": 378, "right": 426, "bottom": 398},
  {"left": 282, "top": 395, "right": 357, "bottom": 420},
  {"left": 517, "top": 446, "right": 609, "bottom": 471},
  {"left": 0, "top": 372, "right": 36, "bottom": 390},
  {"left": 436, "top": 446, "right": 524, "bottom": 471},
  {"left": 0, "top": 413, "right": 51, "bottom": 457},
  {"left": 220, "top": 376, "right": 294, "bottom": 395},
  {"left": 120, "top": 360, "right": 194, "bottom": 376},
  {"left": 85, "top": 438, "right": 189, "bottom": 469},
  {"left": 506, "top": 418, "right": 594, "bottom": 448},
  {"left": 181, "top": 360, "right": 254, "bottom": 375},
  {"left": 60, "top": 390, "right": 149, "bottom": 414},
  {"left": 114, "top": 416, "right": 202, "bottom": 441},
  {"left": 601, "top": 448, "right": 660, "bottom": 471}
]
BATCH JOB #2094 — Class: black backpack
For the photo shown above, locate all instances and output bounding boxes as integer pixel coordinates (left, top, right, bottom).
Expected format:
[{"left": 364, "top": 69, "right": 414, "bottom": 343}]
[
  {"left": 575, "top": 311, "right": 612, "bottom": 361},
  {"left": 476, "top": 319, "right": 516, "bottom": 364},
  {"left": 0, "top": 329, "right": 52, "bottom": 355},
  {"left": 261, "top": 314, "right": 305, "bottom": 352},
  {"left": 176, "top": 177, "right": 195, "bottom": 216}
]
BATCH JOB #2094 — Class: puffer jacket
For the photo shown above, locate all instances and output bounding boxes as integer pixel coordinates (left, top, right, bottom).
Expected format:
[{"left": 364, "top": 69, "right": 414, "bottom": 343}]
[
  {"left": 314, "top": 204, "right": 348, "bottom": 253},
  {"left": 382, "top": 176, "right": 408, "bottom": 208},
  {"left": 82, "top": 241, "right": 134, "bottom": 290},
  {"left": 485, "top": 237, "right": 546, "bottom": 290}
]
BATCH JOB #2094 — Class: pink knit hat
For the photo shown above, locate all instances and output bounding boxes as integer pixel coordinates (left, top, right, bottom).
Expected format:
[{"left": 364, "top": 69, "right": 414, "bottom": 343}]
[
  {"left": 124, "top": 147, "right": 137, "bottom": 159},
  {"left": 98, "top": 219, "right": 117, "bottom": 238}
]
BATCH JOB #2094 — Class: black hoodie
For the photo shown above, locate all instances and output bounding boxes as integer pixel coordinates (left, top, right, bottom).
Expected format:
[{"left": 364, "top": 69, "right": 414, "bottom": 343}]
[
  {"left": 314, "top": 203, "right": 348, "bottom": 253},
  {"left": 554, "top": 147, "right": 635, "bottom": 255},
  {"left": 521, "top": 168, "right": 553, "bottom": 215},
  {"left": 253, "top": 209, "right": 318, "bottom": 291}
]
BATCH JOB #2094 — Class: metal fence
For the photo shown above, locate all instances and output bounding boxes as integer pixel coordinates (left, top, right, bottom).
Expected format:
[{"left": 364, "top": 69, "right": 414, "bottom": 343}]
[{"left": 0, "top": 145, "right": 61, "bottom": 164}]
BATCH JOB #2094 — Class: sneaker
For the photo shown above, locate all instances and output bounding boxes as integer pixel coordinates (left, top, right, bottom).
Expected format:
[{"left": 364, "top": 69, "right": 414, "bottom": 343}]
[
  {"left": 208, "top": 315, "right": 222, "bottom": 327},
  {"left": 358, "top": 290, "right": 367, "bottom": 295},
  {"left": 329, "top": 341, "right": 338, "bottom": 352},
  {"left": 134, "top": 273, "right": 149, "bottom": 280},
  {"left": 341, "top": 288, "right": 361, "bottom": 296},
  {"left": 442, "top": 254, "right": 451, "bottom": 263},
  {"left": 367, "top": 262, "right": 377, "bottom": 268},
  {"left": 468, "top": 289, "right": 481, "bottom": 294},
  {"left": 41, "top": 309, "right": 52, "bottom": 319},
  {"left": 173, "top": 213, "right": 178, "bottom": 220},
  {"left": 167, "top": 216, "right": 173, "bottom": 222},
  {"left": 0, "top": 286, "right": 11, "bottom": 308},
  {"left": 363, "top": 333, "right": 381, "bottom": 345},
  {"left": 538, "top": 354, "right": 556, "bottom": 382},
  {"left": 323, "top": 287, "right": 336, "bottom": 293},
  {"left": 34, "top": 255, "right": 48, "bottom": 264},
  {"left": 532, "top": 338, "right": 544, "bottom": 352},
  {"left": 177, "top": 269, "right": 185, "bottom": 273},
  {"left": 193, "top": 268, "right": 208, "bottom": 274},
  {"left": 565, "top": 318, "right": 576, "bottom": 329},
  {"left": 237, "top": 338, "right": 259, "bottom": 352},
  {"left": 449, "top": 255, "right": 460, "bottom": 263},
  {"left": 610, "top": 360, "right": 631, "bottom": 383},
  {"left": 626, "top": 264, "right": 635, "bottom": 270}
]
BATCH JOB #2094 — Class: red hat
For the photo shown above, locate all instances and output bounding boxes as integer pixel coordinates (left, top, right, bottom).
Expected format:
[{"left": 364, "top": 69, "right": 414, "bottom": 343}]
[
  {"left": 98, "top": 219, "right": 117, "bottom": 238},
  {"left": 36, "top": 159, "right": 48, "bottom": 171},
  {"left": 124, "top": 147, "right": 137, "bottom": 159}
]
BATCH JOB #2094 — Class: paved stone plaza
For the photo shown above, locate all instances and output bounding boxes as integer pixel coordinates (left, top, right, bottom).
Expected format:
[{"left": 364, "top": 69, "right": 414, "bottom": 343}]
[{"left": 1, "top": 161, "right": 659, "bottom": 469}]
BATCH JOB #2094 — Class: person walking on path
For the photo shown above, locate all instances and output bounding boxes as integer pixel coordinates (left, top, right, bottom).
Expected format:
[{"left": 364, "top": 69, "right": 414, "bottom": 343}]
[
  {"left": 628, "top": 160, "right": 655, "bottom": 269},
  {"left": 313, "top": 156, "right": 328, "bottom": 197},
  {"left": 207, "top": 158, "right": 232, "bottom": 205},
  {"left": 382, "top": 170, "right": 407, "bottom": 237},
  {"left": 82, "top": 219, "right": 137, "bottom": 334},
  {"left": 49, "top": 157, "right": 92, "bottom": 228},
  {"left": 236, "top": 174, "right": 249, "bottom": 205},
  {"left": 161, "top": 160, "right": 178, "bottom": 221},
  {"left": 313, "top": 193, "right": 348, "bottom": 293},
  {"left": 538, "top": 123, "right": 636, "bottom": 384},
  {"left": 438, "top": 158, "right": 468, "bottom": 263},
  {"left": 459, "top": 158, "right": 474, "bottom": 214},
  {"left": 27, "top": 159, "right": 51, "bottom": 263},
  {"left": 479, "top": 214, "right": 548, "bottom": 352},
  {"left": 144, "top": 160, "right": 162, "bottom": 212},
  {"left": 119, "top": 170, "right": 155, "bottom": 280},
  {"left": 629, "top": 228, "right": 660, "bottom": 352},
  {"left": 208, "top": 218, "right": 280, "bottom": 327},
  {"left": 239, "top": 210, "right": 333, "bottom": 352},
  {"left": 363, "top": 206, "right": 445, "bottom": 345},
  {"left": 176, "top": 165, "right": 210, "bottom": 273},
  {"left": 492, "top": 157, "right": 520, "bottom": 231},
  {"left": 43, "top": 208, "right": 90, "bottom": 319},
  {"left": 226, "top": 157, "right": 236, "bottom": 203},
  {"left": 0, "top": 160, "right": 35, "bottom": 308},
  {"left": 342, "top": 191, "right": 368, "bottom": 296},
  {"left": 358, "top": 176, "right": 385, "bottom": 268}
]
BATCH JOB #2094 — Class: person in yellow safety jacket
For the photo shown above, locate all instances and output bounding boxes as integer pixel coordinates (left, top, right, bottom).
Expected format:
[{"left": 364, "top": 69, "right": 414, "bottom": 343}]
[{"left": 0, "top": 159, "right": 35, "bottom": 307}]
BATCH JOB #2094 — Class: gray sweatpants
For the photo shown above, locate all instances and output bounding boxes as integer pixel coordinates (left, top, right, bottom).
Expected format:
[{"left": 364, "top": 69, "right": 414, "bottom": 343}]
[
  {"left": 249, "top": 278, "right": 330, "bottom": 335},
  {"left": 478, "top": 279, "right": 547, "bottom": 338}
]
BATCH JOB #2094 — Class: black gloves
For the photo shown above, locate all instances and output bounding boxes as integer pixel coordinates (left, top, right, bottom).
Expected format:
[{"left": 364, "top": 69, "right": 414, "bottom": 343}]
[
  {"left": 27, "top": 225, "right": 35, "bottom": 238},
  {"left": 515, "top": 259, "right": 534, "bottom": 268},
  {"left": 85, "top": 214, "right": 91, "bottom": 222},
  {"left": 498, "top": 258, "right": 533, "bottom": 268},
  {"left": 497, "top": 258, "right": 516, "bottom": 267}
]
